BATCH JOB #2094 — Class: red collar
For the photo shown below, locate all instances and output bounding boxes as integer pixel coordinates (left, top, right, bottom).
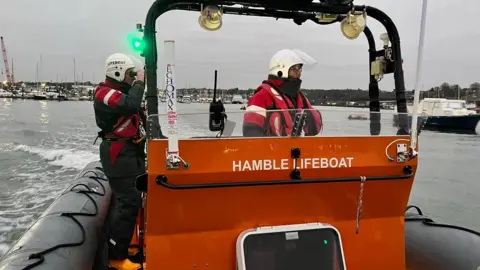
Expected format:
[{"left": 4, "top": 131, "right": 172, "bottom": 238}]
[
  {"left": 102, "top": 78, "right": 130, "bottom": 91},
  {"left": 267, "top": 79, "right": 283, "bottom": 89},
  {"left": 266, "top": 75, "right": 284, "bottom": 89}
]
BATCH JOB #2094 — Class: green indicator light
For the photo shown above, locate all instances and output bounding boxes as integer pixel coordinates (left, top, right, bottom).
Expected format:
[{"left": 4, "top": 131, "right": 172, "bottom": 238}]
[
  {"left": 127, "top": 32, "right": 145, "bottom": 54},
  {"left": 323, "top": 240, "right": 328, "bottom": 244}
]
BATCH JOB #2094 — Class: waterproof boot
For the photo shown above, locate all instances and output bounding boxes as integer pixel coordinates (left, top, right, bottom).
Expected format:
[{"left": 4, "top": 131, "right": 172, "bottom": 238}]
[
  {"left": 108, "top": 259, "right": 142, "bottom": 270},
  {"left": 127, "top": 246, "right": 144, "bottom": 263},
  {"left": 128, "top": 247, "right": 139, "bottom": 256}
]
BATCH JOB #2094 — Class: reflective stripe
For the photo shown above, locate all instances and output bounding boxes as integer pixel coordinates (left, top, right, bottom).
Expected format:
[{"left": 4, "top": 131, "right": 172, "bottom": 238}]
[
  {"left": 246, "top": 105, "right": 267, "bottom": 117},
  {"left": 115, "top": 119, "right": 132, "bottom": 133},
  {"left": 103, "top": 89, "right": 117, "bottom": 105},
  {"left": 270, "top": 88, "right": 284, "bottom": 100}
]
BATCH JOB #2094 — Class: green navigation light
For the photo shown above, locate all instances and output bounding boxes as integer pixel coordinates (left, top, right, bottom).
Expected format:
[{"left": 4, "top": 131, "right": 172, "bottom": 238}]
[{"left": 127, "top": 33, "right": 145, "bottom": 54}]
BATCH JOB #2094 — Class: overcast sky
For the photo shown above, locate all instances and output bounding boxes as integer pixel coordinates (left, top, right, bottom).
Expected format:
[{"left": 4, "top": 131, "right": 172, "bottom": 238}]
[{"left": 2, "top": 0, "right": 479, "bottom": 90}]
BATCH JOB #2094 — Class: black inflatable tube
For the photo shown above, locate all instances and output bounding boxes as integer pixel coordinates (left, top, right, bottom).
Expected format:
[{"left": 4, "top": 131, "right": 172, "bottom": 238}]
[
  {"left": 405, "top": 205, "right": 480, "bottom": 270},
  {"left": 0, "top": 161, "right": 112, "bottom": 270}
]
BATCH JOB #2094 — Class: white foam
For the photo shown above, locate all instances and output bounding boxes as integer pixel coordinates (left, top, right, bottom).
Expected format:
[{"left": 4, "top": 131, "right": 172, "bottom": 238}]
[
  {"left": 0, "top": 242, "right": 9, "bottom": 257},
  {"left": 0, "top": 142, "right": 16, "bottom": 152},
  {"left": 14, "top": 144, "right": 98, "bottom": 171}
]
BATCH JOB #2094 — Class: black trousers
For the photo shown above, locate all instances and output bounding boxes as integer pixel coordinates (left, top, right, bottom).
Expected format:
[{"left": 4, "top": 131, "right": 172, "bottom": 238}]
[{"left": 100, "top": 141, "right": 145, "bottom": 260}]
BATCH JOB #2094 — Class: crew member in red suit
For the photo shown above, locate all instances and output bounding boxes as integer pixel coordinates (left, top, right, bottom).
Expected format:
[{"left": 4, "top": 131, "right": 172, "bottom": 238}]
[
  {"left": 243, "top": 49, "right": 323, "bottom": 137},
  {"left": 93, "top": 53, "right": 147, "bottom": 270}
]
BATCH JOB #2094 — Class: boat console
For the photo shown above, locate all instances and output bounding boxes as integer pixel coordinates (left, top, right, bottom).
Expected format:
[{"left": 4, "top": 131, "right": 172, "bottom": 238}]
[{"left": 236, "top": 223, "right": 346, "bottom": 270}]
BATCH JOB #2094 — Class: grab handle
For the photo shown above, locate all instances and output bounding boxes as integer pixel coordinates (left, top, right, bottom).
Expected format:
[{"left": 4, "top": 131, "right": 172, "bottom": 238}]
[{"left": 155, "top": 166, "right": 413, "bottom": 190}]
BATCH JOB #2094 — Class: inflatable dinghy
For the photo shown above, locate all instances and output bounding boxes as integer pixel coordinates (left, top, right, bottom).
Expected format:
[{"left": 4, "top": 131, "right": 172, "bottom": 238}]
[
  {"left": 348, "top": 114, "right": 368, "bottom": 120},
  {"left": 405, "top": 205, "right": 480, "bottom": 270},
  {"left": 0, "top": 162, "right": 112, "bottom": 270}
]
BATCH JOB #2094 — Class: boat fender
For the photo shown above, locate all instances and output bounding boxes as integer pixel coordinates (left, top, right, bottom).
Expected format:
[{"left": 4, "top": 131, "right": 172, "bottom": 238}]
[{"left": 0, "top": 161, "right": 113, "bottom": 270}]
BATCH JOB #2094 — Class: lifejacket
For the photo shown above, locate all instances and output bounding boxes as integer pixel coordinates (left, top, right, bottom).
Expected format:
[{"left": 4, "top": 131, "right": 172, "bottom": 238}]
[
  {"left": 97, "top": 113, "right": 145, "bottom": 143},
  {"left": 257, "top": 82, "right": 321, "bottom": 136},
  {"left": 93, "top": 83, "right": 146, "bottom": 145}
]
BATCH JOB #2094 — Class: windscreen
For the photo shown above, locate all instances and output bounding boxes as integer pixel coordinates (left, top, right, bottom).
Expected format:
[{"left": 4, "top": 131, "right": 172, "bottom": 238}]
[
  {"left": 242, "top": 228, "right": 344, "bottom": 270},
  {"left": 147, "top": 106, "right": 412, "bottom": 139}
]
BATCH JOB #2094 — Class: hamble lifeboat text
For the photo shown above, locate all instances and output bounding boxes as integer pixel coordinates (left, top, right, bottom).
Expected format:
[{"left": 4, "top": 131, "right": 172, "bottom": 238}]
[{"left": 232, "top": 157, "right": 354, "bottom": 172}]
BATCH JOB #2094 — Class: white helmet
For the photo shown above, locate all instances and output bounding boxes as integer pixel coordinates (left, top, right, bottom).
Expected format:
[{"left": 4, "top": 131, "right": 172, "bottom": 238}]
[
  {"left": 104, "top": 53, "right": 136, "bottom": 82},
  {"left": 268, "top": 49, "right": 317, "bottom": 79}
]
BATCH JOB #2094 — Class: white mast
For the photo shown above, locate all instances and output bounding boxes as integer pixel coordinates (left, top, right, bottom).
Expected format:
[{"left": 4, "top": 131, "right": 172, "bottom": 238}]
[
  {"left": 410, "top": 0, "right": 429, "bottom": 154},
  {"left": 164, "top": 40, "right": 181, "bottom": 169}
]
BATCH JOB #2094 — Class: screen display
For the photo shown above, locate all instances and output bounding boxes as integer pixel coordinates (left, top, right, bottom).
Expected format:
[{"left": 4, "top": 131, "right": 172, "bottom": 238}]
[{"left": 242, "top": 228, "right": 344, "bottom": 270}]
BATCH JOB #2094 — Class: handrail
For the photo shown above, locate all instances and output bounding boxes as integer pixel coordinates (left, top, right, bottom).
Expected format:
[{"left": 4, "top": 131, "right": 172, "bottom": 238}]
[{"left": 155, "top": 166, "right": 413, "bottom": 190}]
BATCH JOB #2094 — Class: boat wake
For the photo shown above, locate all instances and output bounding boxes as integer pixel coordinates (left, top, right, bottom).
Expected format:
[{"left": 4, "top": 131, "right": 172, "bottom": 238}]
[
  {"left": 13, "top": 144, "right": 98, "bottom": 171},
  {"left": 0, "top": 143, "right": 98, "bottom": 257}
]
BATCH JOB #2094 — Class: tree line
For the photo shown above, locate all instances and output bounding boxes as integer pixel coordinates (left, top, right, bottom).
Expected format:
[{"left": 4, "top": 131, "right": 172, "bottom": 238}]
[
  {"left": 303, "top": 82, "right": 480, "bottom": 105},
  {"left": 176, "top": 82, "right": 480, "bottom": 104},
  {"left": 8, "top": 81, "right": 480, "bottom": 104}
]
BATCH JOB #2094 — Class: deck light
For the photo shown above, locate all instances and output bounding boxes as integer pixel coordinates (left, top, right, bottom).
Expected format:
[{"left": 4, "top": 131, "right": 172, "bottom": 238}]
[
  {"left": 198, "top": 5, "right": 222, "bottom": 31},
  {"left": 340, "top": 11, "right": 367, "bottom": 40}
]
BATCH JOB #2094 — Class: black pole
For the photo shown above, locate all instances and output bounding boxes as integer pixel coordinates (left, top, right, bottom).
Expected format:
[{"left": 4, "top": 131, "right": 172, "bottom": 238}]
[
  {"left": 365, "top": 6, "right": 409, "bottom": 135},
  {"left": 363, "top": 26, "right": 381, "bottom": 136},
  {"left": 144, "top": 3, "right": 159, "bottom": 138},
  {"left": 213, "top": 70, "right": 217, "bottom": 101}
]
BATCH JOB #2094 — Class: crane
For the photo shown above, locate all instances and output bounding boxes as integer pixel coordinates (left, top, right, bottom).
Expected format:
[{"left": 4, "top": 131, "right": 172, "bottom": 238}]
[{"left": 1, "top": 36, "right": 14, "bottom": 88}]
